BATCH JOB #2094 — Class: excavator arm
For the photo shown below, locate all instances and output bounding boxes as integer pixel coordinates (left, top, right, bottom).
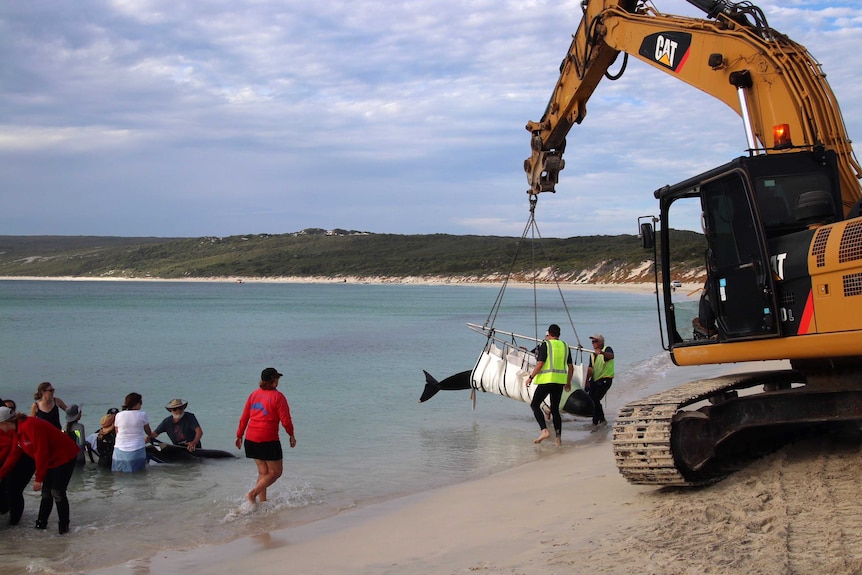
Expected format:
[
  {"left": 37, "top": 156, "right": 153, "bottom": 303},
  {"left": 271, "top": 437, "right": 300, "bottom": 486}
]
[{"left": 525, "top": 0, "right": 861, "bottom": 213}]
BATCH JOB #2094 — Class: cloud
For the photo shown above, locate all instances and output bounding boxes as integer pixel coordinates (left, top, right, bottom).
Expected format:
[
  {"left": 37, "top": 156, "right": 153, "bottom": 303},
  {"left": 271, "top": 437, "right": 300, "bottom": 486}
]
[{"left": 0, "top": 0, "right": 859, "bottom": 237}]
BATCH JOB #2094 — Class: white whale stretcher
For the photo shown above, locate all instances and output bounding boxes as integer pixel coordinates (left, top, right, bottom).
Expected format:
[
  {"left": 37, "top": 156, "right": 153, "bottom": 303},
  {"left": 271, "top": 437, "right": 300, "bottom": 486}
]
[{"left": 468, "top": 325, "right": 592, "bottom": 416}]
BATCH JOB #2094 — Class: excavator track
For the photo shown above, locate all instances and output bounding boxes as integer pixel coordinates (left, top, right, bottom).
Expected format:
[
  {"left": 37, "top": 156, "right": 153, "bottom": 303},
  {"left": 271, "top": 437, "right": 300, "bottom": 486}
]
[{"left": 612, "top": 370, "right": 799, "bottom": 486}]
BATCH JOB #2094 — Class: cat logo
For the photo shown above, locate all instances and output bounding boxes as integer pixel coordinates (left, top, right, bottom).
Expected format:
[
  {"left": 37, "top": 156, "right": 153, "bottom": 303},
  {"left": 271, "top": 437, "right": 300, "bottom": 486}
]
[
  {"left": 770, "top": 252, "right": 787, "bottom": 281},
  {"left": 638, "top": 32, "right": 692, "bottom": 73}
]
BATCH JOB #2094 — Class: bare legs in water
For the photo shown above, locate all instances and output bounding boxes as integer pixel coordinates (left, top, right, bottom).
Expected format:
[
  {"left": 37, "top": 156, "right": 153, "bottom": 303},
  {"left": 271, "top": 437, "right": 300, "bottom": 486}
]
[{"left": 246, "top": 459, "right": 283, "bottom": 504}]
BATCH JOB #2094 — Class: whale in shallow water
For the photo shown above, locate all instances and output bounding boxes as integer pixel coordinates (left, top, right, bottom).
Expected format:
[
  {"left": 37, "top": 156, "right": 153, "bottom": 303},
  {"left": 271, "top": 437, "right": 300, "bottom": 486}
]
[{"left": 146, "top": 442, "right": 236, "bottom": 463}]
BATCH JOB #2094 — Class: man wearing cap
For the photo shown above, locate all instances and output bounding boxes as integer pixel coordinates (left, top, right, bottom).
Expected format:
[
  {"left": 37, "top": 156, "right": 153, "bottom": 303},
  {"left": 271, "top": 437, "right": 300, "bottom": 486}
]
[
  {"left": 150, "top": 399, "right": 203, "bottom": 452},
  {"left": 526, "top": 324, "right": 574, "bottom": 446},
  {"left": 586, "top": 334, "right": 615, "bottom": 431}
]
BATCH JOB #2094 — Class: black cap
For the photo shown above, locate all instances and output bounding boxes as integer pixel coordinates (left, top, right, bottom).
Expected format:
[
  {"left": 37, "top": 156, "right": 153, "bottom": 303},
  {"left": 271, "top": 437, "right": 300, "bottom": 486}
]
[
  {"left": 261, "top": 367, "right": 284, "bottom": 382},
  {"left": 106, "top": 407, "right": 119, "bottom": 415}
]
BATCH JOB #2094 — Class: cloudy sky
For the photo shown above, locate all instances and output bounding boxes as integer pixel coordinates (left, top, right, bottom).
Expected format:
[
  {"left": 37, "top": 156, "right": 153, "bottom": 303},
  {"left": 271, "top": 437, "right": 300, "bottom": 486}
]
[{"left": 1, "top": 0, "right": 859, "bottom": 238}]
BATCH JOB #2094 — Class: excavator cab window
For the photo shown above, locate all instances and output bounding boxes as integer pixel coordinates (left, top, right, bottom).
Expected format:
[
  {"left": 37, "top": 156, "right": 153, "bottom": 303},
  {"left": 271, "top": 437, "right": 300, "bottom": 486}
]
[
  {"left": 700, "top": 172, "right": 778, "bottom": 339},
  {"left": 663, "top": 194, "right": 708, "bottom": 343},
  {"left": 755, "top": 172, "right": 834, "bottom": 236},
  {"left": 662, "top": 169, "right": 781, "bottom": 345}
]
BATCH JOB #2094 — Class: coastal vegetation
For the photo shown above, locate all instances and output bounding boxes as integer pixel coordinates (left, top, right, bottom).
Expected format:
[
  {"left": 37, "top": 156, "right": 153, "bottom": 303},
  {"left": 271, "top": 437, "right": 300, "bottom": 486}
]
[{"left": 0, "top": 228, "right": 706, "bottom": 283}]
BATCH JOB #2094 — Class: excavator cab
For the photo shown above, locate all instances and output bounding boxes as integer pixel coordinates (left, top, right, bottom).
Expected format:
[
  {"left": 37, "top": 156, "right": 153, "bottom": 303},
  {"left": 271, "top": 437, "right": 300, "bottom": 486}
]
[
  {"left": 616, "top": 149, "right": 857, "bottom": 486},
  {"left": 650, "top": 149, "right": 843, "bottom": 361}
]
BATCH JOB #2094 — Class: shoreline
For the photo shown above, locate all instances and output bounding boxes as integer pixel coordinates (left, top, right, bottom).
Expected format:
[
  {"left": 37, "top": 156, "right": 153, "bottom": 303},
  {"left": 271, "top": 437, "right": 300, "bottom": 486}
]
[
  {"left": 0, "top": 275, "right": 673, "bottom": 295},
  {"left": 91, "top": 430, "right": 648, "bottom": 575}
]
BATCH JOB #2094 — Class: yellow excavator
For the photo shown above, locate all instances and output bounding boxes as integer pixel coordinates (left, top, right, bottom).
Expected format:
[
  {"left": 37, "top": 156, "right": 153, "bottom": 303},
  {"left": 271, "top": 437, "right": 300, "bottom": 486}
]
[{"left": 525, "top": 0, "right": 862, "bottom": 485}]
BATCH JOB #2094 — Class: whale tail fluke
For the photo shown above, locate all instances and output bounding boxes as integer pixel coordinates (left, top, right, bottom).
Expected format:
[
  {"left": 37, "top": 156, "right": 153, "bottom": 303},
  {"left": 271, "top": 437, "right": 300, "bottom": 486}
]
[{"left": 419, "top": 369, "right": 472, "bottom": 402}]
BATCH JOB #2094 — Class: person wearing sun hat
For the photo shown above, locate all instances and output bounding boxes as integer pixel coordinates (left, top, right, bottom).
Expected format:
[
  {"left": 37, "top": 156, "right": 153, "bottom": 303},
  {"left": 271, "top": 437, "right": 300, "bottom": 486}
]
[
  {"left": 149, "top": 399, "right": 203, "bottom": 452},
  {"left": 63, "top": 405, "right": 86, "bottom": 466},
  {"left": 92, "top": 413, "right": 117, "bottom": 468},
  {"left": 100, "top": 413, "right": 116, "bottom": 434}
]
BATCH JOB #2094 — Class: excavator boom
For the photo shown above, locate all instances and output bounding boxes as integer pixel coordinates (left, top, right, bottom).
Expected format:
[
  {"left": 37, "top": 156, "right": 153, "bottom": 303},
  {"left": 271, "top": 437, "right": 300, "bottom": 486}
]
[{"left": 525, "top": 0, "right": 861, "bottom": 212}]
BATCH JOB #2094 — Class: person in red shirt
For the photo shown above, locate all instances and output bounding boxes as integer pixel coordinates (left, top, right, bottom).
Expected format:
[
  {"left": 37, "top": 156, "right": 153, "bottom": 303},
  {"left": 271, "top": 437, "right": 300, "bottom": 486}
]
[
  {"left": 235, "top": 367, "right": 296, "bottom": 505},
  {"left": 0, "top": 404, "right": 37, "bottom": 525},
  {"left": 0, "top": 400, "right": 36, "bottom": 526},
  {"left": 0, "top": 407, "right": 79, "bottom": 534}
]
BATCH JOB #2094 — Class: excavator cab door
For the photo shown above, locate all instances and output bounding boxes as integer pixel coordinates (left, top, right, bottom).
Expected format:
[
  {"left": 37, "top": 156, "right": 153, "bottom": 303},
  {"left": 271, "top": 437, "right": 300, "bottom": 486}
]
[
  {"left": 658, "top": 151, "right": 843, "bottom": 350},
  {"left": 700, "top": 171, "right": 778, "bottom": 339}
]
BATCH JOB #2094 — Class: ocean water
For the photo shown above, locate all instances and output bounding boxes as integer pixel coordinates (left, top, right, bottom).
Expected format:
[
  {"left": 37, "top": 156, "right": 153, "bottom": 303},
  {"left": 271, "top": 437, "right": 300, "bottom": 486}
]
[{"left": 0, "top": 280, "right": 721, "bottom": 574}]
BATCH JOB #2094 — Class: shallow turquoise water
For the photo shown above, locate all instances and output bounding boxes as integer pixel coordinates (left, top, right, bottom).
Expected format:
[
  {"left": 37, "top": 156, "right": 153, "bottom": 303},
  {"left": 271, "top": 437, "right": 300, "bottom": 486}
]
[{"left": 0, "top": 279, "right": 695, "bottom": 574}]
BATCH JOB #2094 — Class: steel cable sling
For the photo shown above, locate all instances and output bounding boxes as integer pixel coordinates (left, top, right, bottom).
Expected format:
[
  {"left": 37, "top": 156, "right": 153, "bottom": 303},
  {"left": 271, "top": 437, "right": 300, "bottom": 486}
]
[{"left": 480, "top": 193, "right": 583, "bottom": 353}]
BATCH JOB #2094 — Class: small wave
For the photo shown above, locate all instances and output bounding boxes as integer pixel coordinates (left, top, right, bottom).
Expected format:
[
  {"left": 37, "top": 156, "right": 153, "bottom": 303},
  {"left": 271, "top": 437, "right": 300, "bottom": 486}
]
[
  {"left": 221, "top": 500, "right": 258, "bottom": 522},
  {"left": 220, "top": 477, "right": 321, "bottom": 524},
  {"left": 615, "top": 352, "right": 674, "bottom": 400}
]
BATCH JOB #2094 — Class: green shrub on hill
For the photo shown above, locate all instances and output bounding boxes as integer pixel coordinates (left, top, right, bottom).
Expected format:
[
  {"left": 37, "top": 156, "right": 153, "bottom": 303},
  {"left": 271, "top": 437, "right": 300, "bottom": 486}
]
[{"left": 0, "top": 229, "right": 705, "bottom": 282}]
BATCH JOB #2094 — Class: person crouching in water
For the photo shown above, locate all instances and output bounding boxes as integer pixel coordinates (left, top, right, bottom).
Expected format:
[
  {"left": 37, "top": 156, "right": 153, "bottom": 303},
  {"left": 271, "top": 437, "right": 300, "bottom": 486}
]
[
  {"left": 150, "top": 399, "right": 203, "bottom": 452},
  {"left": 0, "top": 406, "right": 79, "bottom": 533},
  {"left": 95, "top": 412, "right": 117, "bottom": 468},
  {"left": 526, "top": 324, "right": 574, "bottom": 446},
  {"left": 0, "top": 402, "right": 35, "bottom": 526}
]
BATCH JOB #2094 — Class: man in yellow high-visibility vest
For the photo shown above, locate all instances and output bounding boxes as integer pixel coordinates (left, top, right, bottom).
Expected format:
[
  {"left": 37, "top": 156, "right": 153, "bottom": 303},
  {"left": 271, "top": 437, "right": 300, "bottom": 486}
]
[
  {"left": 586, "top": 334, "right": 615, "bottom": 432},
  {"left": 526, "top": 324, "right": 574, "bottom": 446}
]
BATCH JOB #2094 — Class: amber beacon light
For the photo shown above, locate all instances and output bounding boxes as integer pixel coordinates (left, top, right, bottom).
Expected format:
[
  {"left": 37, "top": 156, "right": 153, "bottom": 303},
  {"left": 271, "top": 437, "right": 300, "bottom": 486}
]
[{"left": 773, "top": 123, "right": 792, "bottom": 149}]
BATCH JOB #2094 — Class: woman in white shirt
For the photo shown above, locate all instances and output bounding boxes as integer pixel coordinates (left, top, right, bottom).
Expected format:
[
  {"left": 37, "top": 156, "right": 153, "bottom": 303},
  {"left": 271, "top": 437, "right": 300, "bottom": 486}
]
[{"left": 112, "top": 392, "right": 153, "bottom": 472}]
